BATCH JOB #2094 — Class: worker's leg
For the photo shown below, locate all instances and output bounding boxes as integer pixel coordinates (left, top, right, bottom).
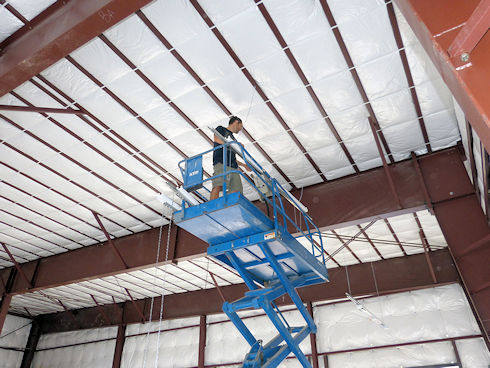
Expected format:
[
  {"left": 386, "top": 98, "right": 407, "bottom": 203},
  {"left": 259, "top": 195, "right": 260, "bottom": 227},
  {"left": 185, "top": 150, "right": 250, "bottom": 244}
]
[
  {"left": 211, "top": 163, "right": 224, "bottom": 200},
  {"left": 229, "top": 171, "right": 243, "bottom": 194},
  {"left": 210, "top": 185, "right": 222, "bottom": 200}
]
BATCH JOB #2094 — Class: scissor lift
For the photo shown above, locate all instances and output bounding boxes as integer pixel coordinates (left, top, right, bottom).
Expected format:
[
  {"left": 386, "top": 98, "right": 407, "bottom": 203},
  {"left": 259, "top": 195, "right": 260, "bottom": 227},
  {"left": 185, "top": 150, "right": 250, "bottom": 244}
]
[{"left": 172, "top": 141, "right": 328, "bottom": 368}]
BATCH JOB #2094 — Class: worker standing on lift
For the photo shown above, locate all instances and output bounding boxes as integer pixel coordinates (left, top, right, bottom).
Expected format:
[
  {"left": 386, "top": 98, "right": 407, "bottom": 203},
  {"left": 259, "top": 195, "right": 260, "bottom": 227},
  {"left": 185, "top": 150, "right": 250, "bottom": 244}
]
[{"left": 210, "top": 116, "right": 250, "bottom": 200}]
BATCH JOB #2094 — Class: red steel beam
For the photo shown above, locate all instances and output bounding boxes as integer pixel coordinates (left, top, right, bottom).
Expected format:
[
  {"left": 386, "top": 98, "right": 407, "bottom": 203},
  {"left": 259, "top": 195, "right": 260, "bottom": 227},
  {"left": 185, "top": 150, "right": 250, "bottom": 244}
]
[
  {"left": 0, "top": 0, "right": 65, "bottom": 54},
  {"left": 1, "top": 243, "right": 32, "bottom": 289},
  {"left": 448, "top": 0, "right": 490, "bottom": 58},
  {"left": 125, "top": 288, "right": 145, "bottom": 324},
  {"left": 198, "top": 315, "right": 207, "bottom": 368},
  {"left": 383, "top": 219, "right": 407, "bottom": 256},
  {"left": 92, "top": 212, "right": 128, "bottom": 269},
  {"left": 466, "top": 120, "right": 481, "bottom": 198},
  {"left": 433, "top": 194, "right": 490, "bottom": 344},
  {"left": 90, "top": 295, "right": 112, "bottom": 325},
  {"left": 367, "top": 117, "right": 402, "bottom": 208},
  {"left": 319, "top": 334, "right": 480, "bottom": 357},
  {"left": 31, "top": 76, "right": 181, "bottom": 186},
  {"left": 385, "top": 0, "right": 432, "bottom": 153},
  {"left": 307, "top": 302, "right": 319, "bottom": 368},
  {"left": 0, "top": 0, "right": 153, "bottom": 97},
  {"left": 0, "top": 147, "right": 471, "bottom": 296},
  {"left": 112, "top": 324, "right": 126, "bottom": 368},
  {"left": 255, "top": 0, "right": 356, "bottom": 177},
  {"left": 411, "top": 152, "right": 434, "bottom": 215},
  {"left": 394, "top": 0, "right": 490, "bottom": 152},
  {"left": 0, "top": 294, "right": 13, "bottom": 334},
  {"left": 319, "top": 0, "right": 395, "bottom": 165},
  {"left": 0, "top": 105, "right": 83, "bottom": 114},
  {"left": 34, "top": 249, "right": 458, "bottom": 333},
  {"left": 419, "top": 230, "right": 437, "bottom": 284},
  {"left": 209, "top": 273, "right": 226, "bottom": 303},
  {"left": 135, "top": 11, "right": 294, "bottom": 186}
]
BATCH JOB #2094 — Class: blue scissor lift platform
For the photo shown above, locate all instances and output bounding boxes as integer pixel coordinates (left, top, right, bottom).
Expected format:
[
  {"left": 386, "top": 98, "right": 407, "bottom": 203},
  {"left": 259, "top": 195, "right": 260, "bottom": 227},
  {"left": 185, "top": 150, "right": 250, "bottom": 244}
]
[{"left": 172, "top": 141, "right": 328, "bottom": 368}]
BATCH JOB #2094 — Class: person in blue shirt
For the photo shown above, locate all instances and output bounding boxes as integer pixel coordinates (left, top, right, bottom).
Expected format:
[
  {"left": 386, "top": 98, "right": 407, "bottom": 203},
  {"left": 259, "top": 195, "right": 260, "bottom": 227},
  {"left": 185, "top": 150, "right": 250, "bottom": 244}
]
[{"left": 210, "top": 116, "right": 250, "bottom": 200}]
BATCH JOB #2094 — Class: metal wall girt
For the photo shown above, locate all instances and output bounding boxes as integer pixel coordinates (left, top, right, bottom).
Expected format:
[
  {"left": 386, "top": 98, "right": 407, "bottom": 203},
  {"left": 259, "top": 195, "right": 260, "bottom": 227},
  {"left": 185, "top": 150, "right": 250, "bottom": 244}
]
[
  {"left": 0, "top": 0, "right": 153, "bottom": 97},
  {"left": 35, "top": 250, "right": 458, "bottom": 333},
  {"left": 394, "top": 0, "right": 490, "bottom": 152},
  {"left": 0, "top": 147, "right": 471, "bottom": 296}
]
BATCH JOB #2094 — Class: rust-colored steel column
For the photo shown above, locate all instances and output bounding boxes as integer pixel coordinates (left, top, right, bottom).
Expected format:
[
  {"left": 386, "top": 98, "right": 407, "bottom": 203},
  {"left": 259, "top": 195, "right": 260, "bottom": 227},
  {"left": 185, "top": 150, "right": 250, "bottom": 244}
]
[
  {"left": 394, "top": 0, "right": 490, "bottom": 152},
  {"left": 307, "top": 302, "right": 319, "bottom": 368},
  {"left": 417, "top": 149, "right": 490, "bottom": 346},
  {"left": 433, "top": 195, "right": 490, "bottom": 346},
  {"left": 0, "top": 293, "right": 12, "bottom": 334},
  {"left": 0, "top": 0, "right": 153, "bottom": 97},
  {"left": 112, "top": 324, "right": 126, "bottom": 368},
  {"left": 20, "top": 321, "right": 41, "bottom": 368},
  {"left": 198, "top": 315, "right": 207, "bottom": 368}
]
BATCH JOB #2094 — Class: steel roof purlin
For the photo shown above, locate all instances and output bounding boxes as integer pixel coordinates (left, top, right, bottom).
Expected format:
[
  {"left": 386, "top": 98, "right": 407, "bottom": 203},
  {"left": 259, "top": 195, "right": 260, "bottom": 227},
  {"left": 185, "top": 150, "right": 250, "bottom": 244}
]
[
  {"left": 385, "top": 0, "right": 432, "bottom": 153},
  {"left": 31, "top": 75, "right": 182, "bottom": 186},
  {"left": 190, "top": 0, "right": 328, "bottom": 188},
  {"left": 254, "top": 0, "right": 359, "bottom": 176},
  {"left": 0, "top": 0, "right": 154, "bottom": 97},
  {"left": 135, "top": 10, "right": 295, "bottom": 187}
]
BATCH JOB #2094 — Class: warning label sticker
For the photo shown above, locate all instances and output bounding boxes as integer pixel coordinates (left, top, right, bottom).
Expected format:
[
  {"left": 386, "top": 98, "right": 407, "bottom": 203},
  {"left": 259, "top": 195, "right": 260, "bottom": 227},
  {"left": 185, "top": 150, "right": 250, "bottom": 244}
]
[{"left": 264, "top": 232, "right": 276, "bottom": 240}]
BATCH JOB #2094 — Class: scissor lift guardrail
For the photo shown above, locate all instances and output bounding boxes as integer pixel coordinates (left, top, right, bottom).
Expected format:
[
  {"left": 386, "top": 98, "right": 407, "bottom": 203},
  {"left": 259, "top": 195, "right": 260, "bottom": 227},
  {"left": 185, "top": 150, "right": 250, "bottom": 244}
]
[{"left": 172, "top": 141, "right": 329, "bottom": 368}]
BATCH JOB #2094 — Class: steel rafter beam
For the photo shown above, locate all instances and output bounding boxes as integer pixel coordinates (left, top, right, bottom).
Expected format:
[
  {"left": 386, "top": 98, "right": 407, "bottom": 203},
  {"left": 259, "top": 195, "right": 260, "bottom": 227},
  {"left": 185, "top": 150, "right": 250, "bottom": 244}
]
[
  {"left": 190, "top": 0, "right": 327, "bottom": 189},
  {"left": 30, "top": 76, "right": 181, "bottom": 186},
  {"left": 385, "top": 0, "right": 432, "bottom": 153},
  {"left": 394, "top": 0, "right": 490, "bottom": 152},
  {"left": 34, "top": 249, "right": 458, "bottom": 333},
  {"left": 134, "top": 11, "right": 294, "bottom": 186},
  {"left": 0, "top": 147, "right": 471, "bottom": 297},
  {"left": 0, "top": 105, "right": 83, "bottom": 114},
  {"left": 0, "top": 0, "right": 154, "bottom": 97},
  {"left": 255, "top": 0, "right": 358, "bottom": 176}
]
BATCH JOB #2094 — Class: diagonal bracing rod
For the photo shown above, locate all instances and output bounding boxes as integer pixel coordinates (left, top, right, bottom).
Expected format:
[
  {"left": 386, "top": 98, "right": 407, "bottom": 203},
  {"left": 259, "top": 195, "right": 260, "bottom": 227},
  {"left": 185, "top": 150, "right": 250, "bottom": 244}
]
[{"left": 92, "top": 211, "right": 128, "bottom": 269}]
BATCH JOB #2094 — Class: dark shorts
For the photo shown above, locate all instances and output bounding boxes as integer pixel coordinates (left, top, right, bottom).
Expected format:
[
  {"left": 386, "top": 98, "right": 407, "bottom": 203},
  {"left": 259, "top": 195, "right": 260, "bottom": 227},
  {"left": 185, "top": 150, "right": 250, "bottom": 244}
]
[{"left": 212, "top": 163, "right": 243, "bottom": 193}]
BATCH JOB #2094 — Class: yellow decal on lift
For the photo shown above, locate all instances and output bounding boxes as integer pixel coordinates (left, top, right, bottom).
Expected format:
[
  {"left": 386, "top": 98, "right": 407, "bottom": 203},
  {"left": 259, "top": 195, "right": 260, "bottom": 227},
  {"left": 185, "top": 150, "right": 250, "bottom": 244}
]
[{"left": 264, "top": 231, "right": 276, "bottom": 240}]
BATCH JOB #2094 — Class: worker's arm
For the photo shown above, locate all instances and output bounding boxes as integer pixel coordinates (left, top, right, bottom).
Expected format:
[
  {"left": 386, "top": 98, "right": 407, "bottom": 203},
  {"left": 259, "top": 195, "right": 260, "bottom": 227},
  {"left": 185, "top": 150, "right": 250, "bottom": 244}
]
[
  {"left": 238, "top": 160, "right": 252, "bottom": 172},
  {"left": 213, "top": 134, "right": 224, "bottom": 144}
]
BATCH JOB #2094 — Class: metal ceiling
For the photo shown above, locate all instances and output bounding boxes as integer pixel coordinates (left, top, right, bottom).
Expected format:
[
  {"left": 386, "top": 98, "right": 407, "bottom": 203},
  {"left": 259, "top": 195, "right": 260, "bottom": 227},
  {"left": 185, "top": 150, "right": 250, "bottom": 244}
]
[{"left": 0, "top": 0, "right": 474, "bottom": 321}]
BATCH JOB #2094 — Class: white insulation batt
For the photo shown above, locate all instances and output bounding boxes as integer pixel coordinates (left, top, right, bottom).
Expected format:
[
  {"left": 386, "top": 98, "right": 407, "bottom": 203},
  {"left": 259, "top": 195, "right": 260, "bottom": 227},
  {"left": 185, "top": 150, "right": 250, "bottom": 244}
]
[
  {"left": 25, "top": 284, "right": 487, "bottom": 367},
  {"left": 0, "top": 0, "right": 464, "bottom": 269},
  {"left": 31, "top": 326, "right": 117, "bottom": 367},
  {"left": 0, "top": 314, "right": 32, "bottom": 368},
  {"left": 122, "top": 317, "right": 201, "bottom": 368}
]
